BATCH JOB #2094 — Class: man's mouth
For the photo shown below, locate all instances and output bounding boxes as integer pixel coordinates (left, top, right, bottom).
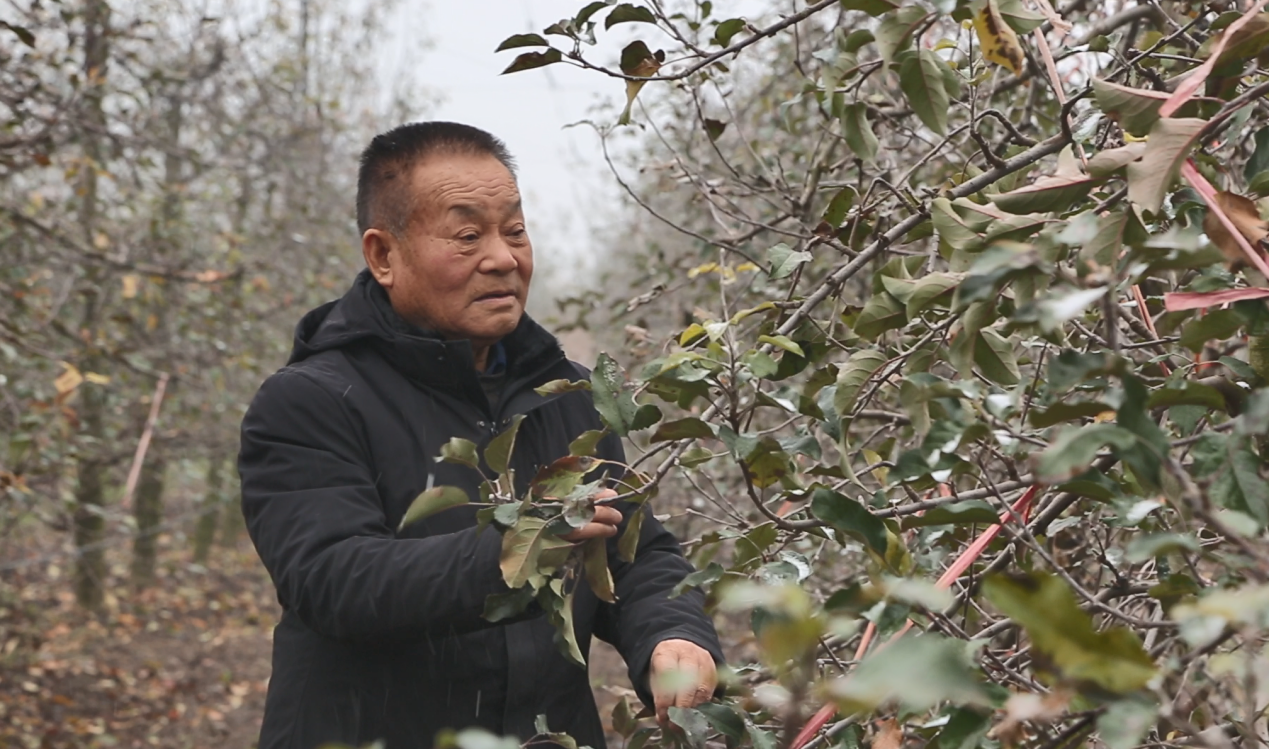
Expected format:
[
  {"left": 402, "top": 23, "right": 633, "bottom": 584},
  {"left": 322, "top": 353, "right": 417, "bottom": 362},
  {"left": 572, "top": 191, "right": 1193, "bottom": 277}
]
[{"left": 475, "top": 290, "right": 518, "bottom": 303}]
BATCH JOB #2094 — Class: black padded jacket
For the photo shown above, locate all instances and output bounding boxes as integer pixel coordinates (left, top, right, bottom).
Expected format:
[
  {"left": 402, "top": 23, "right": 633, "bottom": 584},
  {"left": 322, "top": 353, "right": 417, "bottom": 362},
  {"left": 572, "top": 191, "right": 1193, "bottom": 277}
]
[{"left": 239, "top": 270, "right": 721, "bottom": 749}]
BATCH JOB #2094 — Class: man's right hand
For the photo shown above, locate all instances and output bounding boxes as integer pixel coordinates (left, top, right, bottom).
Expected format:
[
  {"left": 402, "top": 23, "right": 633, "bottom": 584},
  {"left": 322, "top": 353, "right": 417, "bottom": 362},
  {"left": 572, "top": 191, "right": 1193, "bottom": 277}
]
[{"left": 560, "top": 488, "right": 623, "bottom": 542}]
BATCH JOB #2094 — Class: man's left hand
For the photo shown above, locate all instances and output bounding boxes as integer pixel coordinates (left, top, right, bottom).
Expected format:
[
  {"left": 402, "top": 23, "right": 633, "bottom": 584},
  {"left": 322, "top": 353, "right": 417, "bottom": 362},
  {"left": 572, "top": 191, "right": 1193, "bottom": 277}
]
[{"left": 649, "top": 639, "right": 718, "bottom": 726}]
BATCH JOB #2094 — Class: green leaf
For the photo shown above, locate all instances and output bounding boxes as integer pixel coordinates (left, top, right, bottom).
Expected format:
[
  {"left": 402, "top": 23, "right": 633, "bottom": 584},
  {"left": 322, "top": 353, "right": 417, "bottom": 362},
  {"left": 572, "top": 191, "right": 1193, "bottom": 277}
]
[
  {"left": 899, "top": 49, "right": 951, "bottom": 137},
  {"left": 651, "top": 417, "right": 715, "bottom": 442},
  {"left": 547, "top": 583, "right": 586, "bottom": 666},
  {"left": 492, "top": 503, "right": 521, "bottom": 528},
  {"left": 1029, "top": 400, "right": 1115, "bottom": 428},
  {"left": 605, "top": 3, "right": 657, "bottom": 28},
  {"left": 854, "top": 293, "right": 907, "bottom": 340},
  {"left": 840, "top": 0, "right": 899, "bottom": 15},
  {"left": 767, "top": 242, "right": 812, "bottom": 279},
  {"left": 995, "top": 0, "right": 1045, "bottom": 34},
  {"left": 744, "top": 350, "right": 778, "bottom": 379},
  {"left": 399, "top": 485, "right": 470, "bottom": 530},
  {"left": 1126, "top": 117, "right": 1206, "bottom": 215},
  {"left": 439, "top": 437, "right": 480, "bottom": 470},
  {"left": 482, "top": 586, "right": 535, "bottom": 622},
  {"left": 1245, "top": 126, "right": 1269, "bottom": 187},
  {"left": 630, "top": 403, "right": 662, "bottom": 431},
  {"left": 500, "top": 516, "right": 573, "bottom": 589},
  {"left": 1147, "top": 380, "right": 1228, "bottom": 411},
  {"left": 810, "top": 488, "right": 888, "bottom": 556},
  {"left": 834, "top": 349, "right": 888, "bottom": 419},
  {"left": 534, "top": 378, "right": 592, "bottom": 395},
  {"left": 984, "top": 573, "right": 1156, "bottom": 693},
  {"left": 668, "top": 707, "right": 712, "bottom": 749},
  {"left": 695, "top": 703, "right": 746, "bottom": 747},
  {"left": 1, "top": 20, "right": 35, "bottom": 47},
  {"left": 874, "top": 6, "right": 928, "bottom": 69},
  {"left": 823, "top": 186, "right": 858, "bottom": 228},
  {"left": 758, "top": 334, "right": 805, "bottom": 357},
  {"left": 1180, "top": 308, "right": 1245, "bottom": 352},
  {"left": 931, "top": 708, "right": 992, "bottom": 749},
  {"left": 879, "top": 275, "right": 917, "bottom": 304},
  {"left": 1207, "top": 12, "right": 1269, "bottom": 70},
  {"left": 1081, "top": 207, "right": 1147, "bottom": 265},
  {"left": 1033, "top": 423, "right": 1138, "bottom": 484},
  {"left": 485, "top": 414, "right": 526, "bottom": 475},
  {"left": 1047, "top": 349, "right": 1124, "bottom": 393},
  {"left": 618, "top": 505, "right": 644, "bottom": 563},
  {"left": 495, "top": 33, "right": 550, "bottom": 52},
  {"left": 574, "top": 1, "right": 610, "bottom": 24},
  {"left": 501, "top": 48, "right": 564, "bottom": 75},
  {"left": 828, "top": 634, "right": 989, "bottom": 711},
  {"left": 670, "top": 562, "right": 725, "bottom": 598},
  {"left": 1097, "top": 699, "right": 1157, "bottom": 749},
  {"left": 1092, "top": 79, "right": 1171, "bottom": 137},
  {"left": 591, "top": 352, "right": 638, "bottom": 435},
  {"left": 931, "top": 197, "right": 982, "bottom": 255},
  {"left": 1029, "top": 285, "right": 1108, "bottom": 333},
  {"left": 612, "top": 697, "right": 637, "bottom": 739},
  {"left": 569, "top": 429, "right": 607, "bottom": 457},
  {"left": 974, "top": 328, "right": 1020, "bottom": 386},
  {"left": 627, "top": 727, "right": 658, "bottom": 749},
  {"left": 704, "top": 118, "right": 727, "bottom": 141},
  {"left": 583, "top": 537, "right": 616, "bottom": 603},
  {"left": 1125, "top": 533, "right": 1200, "bottom": 563},
  {"left": 1212, "top": 439, "right": 1269, "bottom": 527},
  {"left": 901, "top": 500, "right": 1000, "bottom": 529},
  {"left": 988, "top": 172, "right": 1096, "bottom": 214},
  {"left": 617, "top": 40, "right": 664, "bottom": 125},
  {"left": 1087, "top": 142, "right": 1147, "bottom": 178},
  {"left": 840, "top": 103, "right": 879, "bottom": 162},
  {"left": 712, "top": 17, "right": 746, "bottom": 46},
  {"left": 906, "top": 273, "right": 962, "bottom": 319},
  {"left": 1116, "top": 375, "right": 1170, "bottom": 490}
]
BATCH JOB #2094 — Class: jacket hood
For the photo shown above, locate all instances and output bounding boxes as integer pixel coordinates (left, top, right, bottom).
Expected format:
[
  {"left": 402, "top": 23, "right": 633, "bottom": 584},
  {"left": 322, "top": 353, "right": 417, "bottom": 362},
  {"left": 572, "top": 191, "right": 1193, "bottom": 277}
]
[{"left": 289, "top": 269, "right": 566, "bottom": 400}]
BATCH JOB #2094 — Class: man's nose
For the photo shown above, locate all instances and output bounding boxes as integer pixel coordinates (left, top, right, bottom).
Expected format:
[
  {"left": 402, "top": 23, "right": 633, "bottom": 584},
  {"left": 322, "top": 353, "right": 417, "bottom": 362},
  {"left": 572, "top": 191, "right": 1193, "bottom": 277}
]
[{"left": 479, "top": 237, "right": 520, "bottom": 274}]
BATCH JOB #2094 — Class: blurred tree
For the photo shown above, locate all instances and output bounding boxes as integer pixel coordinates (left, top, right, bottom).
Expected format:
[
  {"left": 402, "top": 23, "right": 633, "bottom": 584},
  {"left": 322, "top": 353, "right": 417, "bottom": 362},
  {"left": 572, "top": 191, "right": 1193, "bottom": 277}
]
[{"left": 1, "top": 0, "right": 427, "bottom": 600}]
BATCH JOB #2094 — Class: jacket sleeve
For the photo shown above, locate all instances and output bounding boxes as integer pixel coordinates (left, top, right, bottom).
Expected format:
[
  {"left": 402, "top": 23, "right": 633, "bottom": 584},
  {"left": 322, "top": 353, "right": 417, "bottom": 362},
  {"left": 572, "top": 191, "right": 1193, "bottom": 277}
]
[
  {"left": 239, "top": 368, "right": 519, "bottom": 642},
  {"left": 590, "top": 430, "right": 724, "bottom": 707}
]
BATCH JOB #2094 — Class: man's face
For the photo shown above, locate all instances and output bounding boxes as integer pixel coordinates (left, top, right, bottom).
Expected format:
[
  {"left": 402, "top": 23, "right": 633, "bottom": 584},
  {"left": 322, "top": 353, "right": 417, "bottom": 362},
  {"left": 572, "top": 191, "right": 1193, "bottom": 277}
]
[{"left": 376, "top": 153, "right": 533, "bottom": 348}]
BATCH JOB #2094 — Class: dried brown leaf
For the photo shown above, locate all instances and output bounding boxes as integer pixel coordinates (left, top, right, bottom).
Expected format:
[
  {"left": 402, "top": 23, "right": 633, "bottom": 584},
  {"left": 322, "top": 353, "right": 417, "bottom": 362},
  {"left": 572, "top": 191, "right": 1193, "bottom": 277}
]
[
  {"left": 1203, "top": 191, "right": 1269, "bottom": 269},
  {"left": 992, "top": 689, "right": 1072, "bottom": 747},
  {"left": 873, "top": 718, "right": 903, "bottom": 749}
]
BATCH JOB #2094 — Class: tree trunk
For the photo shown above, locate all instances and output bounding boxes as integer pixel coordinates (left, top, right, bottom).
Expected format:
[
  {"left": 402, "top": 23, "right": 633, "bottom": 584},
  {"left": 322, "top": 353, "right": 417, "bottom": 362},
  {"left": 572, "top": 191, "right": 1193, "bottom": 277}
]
[
  {"left": 219, "top": 463, "right": 245, "bottom": 547},
  {"left": 192, "top": 457, "right": 224, "bottom": 564},
  {"left": 73, "top": 384, "right": 107, "bottom": 609},
  {"left": 72, "top": 0, "right": 112, "bottom": 611},
  {"left": 130, "top": 447, "right": 166, "bottom": 588}
]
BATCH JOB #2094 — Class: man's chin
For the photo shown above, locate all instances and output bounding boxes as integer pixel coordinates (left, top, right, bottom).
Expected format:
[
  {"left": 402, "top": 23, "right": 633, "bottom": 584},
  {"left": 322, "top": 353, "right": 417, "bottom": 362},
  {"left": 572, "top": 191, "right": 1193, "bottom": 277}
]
[{"left": 466, "top": 310, "right": 523, "bottom": 345}]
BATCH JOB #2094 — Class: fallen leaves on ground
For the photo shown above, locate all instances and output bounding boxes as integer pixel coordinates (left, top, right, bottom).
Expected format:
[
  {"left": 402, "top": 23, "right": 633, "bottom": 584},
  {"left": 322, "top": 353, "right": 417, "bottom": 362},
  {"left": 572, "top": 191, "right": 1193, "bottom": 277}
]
[{"left": 0, "top": 531, "right": 278, "bottom": 749}]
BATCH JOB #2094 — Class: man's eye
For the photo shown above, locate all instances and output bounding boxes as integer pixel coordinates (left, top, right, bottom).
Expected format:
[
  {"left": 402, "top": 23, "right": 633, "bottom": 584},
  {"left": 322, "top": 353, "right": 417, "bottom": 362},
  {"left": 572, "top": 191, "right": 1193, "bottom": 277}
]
[{"left": 460, "top": 233, "right": 479, "bottom": 242}]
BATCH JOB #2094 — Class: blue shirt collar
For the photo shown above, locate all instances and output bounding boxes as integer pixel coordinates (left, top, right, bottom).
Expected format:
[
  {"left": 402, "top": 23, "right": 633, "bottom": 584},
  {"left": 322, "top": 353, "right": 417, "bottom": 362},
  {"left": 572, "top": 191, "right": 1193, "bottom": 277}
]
[{"left": 483, "top": 341, "right": 507, "bottom": 375}]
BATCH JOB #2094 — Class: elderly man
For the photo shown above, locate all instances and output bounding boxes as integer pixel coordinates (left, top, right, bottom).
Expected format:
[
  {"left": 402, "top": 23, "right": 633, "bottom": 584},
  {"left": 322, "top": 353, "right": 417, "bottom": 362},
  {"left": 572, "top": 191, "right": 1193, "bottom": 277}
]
[{"left": 239, "top": 122, "right": 722, "bottom": 749}]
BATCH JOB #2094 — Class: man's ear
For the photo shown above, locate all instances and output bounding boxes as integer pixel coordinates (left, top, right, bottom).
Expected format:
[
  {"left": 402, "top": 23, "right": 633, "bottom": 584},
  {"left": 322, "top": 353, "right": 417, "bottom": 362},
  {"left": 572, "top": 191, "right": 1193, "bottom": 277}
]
[{"left": 362, "top": 228, "right": 396, "bottom": 288}]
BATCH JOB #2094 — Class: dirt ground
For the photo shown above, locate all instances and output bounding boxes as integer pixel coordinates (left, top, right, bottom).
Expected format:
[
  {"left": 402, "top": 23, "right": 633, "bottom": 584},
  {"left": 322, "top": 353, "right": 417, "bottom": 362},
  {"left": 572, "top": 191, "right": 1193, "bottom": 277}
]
[{"left": 0, "top": 528, "right": 639, "bottom": 749}]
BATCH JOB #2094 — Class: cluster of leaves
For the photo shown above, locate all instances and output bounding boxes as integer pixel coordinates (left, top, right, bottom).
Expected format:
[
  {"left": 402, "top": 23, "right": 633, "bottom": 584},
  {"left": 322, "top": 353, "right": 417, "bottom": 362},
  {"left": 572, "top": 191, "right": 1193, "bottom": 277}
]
[
  {"left": 398, "top": 359, "right": 656, "bottom": 666},
  {"left": 496, "top": 1, "right": 1269, "bottom": 748}
]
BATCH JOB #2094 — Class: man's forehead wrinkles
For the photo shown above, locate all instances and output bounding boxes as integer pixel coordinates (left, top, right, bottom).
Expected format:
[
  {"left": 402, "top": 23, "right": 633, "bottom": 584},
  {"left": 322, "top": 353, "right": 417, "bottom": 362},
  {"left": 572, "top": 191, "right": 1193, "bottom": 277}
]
[{"left": 426, "top": 185, "right": 523, "bottom": 221}]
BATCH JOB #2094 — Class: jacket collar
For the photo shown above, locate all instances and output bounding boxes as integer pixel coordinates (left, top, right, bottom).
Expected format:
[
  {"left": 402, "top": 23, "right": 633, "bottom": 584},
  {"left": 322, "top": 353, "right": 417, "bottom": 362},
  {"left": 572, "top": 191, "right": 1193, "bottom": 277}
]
[{"left": 290, "top": 269, "right": 568, "bottom": 409}]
